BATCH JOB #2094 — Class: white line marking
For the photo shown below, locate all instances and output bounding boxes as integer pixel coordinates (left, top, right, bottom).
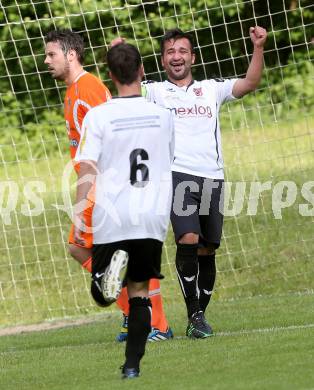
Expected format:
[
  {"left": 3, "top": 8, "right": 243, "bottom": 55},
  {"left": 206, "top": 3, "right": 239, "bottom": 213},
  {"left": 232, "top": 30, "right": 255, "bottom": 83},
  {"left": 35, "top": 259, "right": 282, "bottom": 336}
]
[
  {"left": 2, "top": 323, "right": 314, "bottom": 355},
  {"left": 174, "top": 323, "right": 314, "bottom": 339}
]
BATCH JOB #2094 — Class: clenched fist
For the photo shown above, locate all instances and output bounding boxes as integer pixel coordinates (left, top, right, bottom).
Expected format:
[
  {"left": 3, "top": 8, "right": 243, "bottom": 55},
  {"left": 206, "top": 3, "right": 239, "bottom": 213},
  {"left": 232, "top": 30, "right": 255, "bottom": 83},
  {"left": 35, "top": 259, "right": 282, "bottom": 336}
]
[{"left": 249, "top": 26, "right": 267, "bottom": 48}]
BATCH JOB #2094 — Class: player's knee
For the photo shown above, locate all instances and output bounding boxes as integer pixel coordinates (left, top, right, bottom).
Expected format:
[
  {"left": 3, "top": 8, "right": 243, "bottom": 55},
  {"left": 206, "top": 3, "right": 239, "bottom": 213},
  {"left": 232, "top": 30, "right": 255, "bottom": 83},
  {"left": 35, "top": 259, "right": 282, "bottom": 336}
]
[
  {"left": 68, "top": 244, "right": 77, "bottom": 258},
  {"left": 178, "top": 232, "right": 199, "bottom": 245},
  {"left": 68, "top": 244, "right": 91, "bottom": 264},
  {"left": 198, "top": 245, "right": 216, "bottom": 256},
  {"left": 68, "top": 244, "right": 82, "bottom": 261},
  {"left": 127, "top": 280, "right": 149, "bottom": 299}
]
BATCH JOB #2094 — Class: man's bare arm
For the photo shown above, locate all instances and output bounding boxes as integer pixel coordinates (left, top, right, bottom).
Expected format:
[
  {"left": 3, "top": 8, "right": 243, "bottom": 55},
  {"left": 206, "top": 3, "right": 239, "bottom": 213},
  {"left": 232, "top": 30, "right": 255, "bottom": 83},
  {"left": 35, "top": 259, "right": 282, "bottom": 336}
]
[
  {"left": 232, "top": 26, "right": 267, "bottom": 98},
  {"left": 73, "top": 160, "right": 97, "bottom": 245}
]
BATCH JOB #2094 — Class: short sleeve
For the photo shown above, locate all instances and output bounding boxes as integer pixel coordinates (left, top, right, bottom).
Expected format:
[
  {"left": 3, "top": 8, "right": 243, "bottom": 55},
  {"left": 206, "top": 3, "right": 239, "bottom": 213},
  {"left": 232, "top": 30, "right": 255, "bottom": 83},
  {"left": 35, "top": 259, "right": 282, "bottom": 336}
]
[
  {"left": 214, "top": 78, "right": 238, "bottom": 106},
  {"left": 79, "top": 84, "right": 110, "bottom": 111},
  {"left": 141, "top": 80, "right": 155, "bottom": 102},
  {"left": 73, "top": 80, "right": 111, "bottom": 134}
]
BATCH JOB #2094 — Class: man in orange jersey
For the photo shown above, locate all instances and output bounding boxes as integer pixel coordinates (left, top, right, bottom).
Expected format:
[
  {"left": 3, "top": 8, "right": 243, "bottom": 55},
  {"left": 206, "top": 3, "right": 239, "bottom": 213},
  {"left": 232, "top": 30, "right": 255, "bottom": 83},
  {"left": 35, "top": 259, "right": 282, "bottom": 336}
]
[{"left": 44, "top": 29, "right": 172, "bottom": 342}]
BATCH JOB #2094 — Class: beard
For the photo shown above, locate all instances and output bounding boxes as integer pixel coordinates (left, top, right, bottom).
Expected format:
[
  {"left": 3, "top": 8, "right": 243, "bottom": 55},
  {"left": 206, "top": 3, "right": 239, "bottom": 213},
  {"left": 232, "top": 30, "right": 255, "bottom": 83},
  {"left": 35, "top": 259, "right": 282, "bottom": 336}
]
[
  {"left": 167, "top": 65, "right": 191, "bottom": 81},
  {"left": 48, "top": 61, "right": 70, "bottom": 81},
  {"left": 164, "top": 59, "right": 193, "bottom": 81}
]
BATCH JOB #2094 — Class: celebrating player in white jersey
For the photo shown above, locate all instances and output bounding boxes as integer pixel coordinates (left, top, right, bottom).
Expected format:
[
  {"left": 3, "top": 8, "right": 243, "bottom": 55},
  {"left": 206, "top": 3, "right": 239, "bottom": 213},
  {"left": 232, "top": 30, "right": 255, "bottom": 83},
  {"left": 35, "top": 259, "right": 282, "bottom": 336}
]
[
  {"left": 74, "top": 43, "right": 174, "bottom": 379},
  {"left": 140, "top": 26, "right": 267, "bottom": 338}
]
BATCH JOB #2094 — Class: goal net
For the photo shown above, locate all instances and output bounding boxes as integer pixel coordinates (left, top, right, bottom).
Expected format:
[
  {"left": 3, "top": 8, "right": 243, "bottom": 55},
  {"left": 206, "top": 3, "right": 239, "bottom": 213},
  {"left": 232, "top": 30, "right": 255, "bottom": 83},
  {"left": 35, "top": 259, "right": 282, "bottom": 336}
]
[{"left": 0, "top": 0, "right": 313, "bottom": 328}]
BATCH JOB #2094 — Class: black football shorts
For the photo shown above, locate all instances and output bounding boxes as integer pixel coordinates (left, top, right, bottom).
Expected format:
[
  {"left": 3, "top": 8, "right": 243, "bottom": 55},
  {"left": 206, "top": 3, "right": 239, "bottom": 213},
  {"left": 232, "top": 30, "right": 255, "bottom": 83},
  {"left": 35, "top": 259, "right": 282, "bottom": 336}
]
[{"left": 171, "top": 171, "right": 224, "bottom": 248}]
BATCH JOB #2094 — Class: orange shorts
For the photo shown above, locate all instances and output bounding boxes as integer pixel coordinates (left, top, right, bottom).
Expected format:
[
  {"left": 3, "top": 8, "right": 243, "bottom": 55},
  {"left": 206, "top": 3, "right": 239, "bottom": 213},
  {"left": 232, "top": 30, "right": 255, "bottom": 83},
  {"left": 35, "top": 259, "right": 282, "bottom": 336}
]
[{"left": 68, "top": 189, "right": 95, "bottom": 249}]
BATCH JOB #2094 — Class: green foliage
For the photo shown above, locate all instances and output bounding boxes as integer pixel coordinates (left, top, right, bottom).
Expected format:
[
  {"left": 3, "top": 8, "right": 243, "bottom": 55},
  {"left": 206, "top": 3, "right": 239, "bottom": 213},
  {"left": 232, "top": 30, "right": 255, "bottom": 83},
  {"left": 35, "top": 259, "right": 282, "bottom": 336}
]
[
  {"left": 0, "top": 92, "right": 67, "bottom": 161},
  {"left": 218, "top": 58, "right": 314, "bottom": 130},
  {"left": 0, "top": 0, "right": 313, "bottom": 145},
  {"left": 0, "top": 92, "right": 20, "bottom": 128}
]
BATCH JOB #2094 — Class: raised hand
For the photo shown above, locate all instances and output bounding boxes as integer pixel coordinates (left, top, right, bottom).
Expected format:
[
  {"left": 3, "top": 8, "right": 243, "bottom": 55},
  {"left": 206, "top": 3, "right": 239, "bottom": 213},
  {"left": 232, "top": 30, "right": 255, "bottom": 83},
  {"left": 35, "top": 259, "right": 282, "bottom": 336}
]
[
  {"left": 110, "top": 37, "right": 126, "bottom": 47},
  {"left": 249, "top": 26, "right": 267, "bottom": 48}
]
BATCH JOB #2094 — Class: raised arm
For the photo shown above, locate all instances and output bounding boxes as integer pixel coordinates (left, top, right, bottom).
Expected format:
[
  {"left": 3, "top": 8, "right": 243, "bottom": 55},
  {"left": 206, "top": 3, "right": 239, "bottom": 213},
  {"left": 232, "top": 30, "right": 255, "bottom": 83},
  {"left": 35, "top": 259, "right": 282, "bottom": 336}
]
[{"left": 232, "top": 26, "right": 267, "bottom": 98}]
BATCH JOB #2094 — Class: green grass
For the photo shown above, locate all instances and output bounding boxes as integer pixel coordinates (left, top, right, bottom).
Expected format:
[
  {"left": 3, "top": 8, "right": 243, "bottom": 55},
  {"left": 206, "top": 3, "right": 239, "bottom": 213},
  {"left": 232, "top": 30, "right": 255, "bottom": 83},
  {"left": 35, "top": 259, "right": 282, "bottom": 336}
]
[{"left": 1, "top": 294, "right": 314, "bottom": 390}]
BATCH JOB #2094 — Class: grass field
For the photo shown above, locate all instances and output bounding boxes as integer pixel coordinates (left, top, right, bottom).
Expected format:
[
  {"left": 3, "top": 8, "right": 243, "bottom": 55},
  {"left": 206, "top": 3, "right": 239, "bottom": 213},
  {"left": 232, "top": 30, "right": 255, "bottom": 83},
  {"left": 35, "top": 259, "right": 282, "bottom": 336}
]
[
  {"left": 1, "top": 293, "right": 314, "bottom": 390},
  {"left": 1, "top": 113, "right": 314, "bottom": 389}
]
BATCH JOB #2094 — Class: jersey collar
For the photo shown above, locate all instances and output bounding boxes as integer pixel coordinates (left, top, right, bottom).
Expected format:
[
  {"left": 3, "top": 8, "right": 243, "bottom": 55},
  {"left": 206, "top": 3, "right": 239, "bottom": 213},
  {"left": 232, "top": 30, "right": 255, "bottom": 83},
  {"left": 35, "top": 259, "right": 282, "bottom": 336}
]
[
  {"left": 166, "top": 79, "right": 195, "bottom": 91},
  {"left": 73, "top": 70, "right": 87, "bottom": 83},
  {"left": 112, "top": 94, "right": 142, "bottom": 99}
]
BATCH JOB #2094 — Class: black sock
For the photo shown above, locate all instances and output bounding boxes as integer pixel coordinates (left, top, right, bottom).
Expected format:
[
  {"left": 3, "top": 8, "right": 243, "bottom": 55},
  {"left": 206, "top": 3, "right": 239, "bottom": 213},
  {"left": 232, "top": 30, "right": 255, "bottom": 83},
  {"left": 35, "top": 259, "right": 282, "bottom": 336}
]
[
  {"left": 125, "top": 297, "right": 152, "bottom": 370},
  {"left": 198, "top": 254, "right": 216, "bottom": 313},
  {"left": 175, "top": 243, "right": 200, "bottom": 318}
]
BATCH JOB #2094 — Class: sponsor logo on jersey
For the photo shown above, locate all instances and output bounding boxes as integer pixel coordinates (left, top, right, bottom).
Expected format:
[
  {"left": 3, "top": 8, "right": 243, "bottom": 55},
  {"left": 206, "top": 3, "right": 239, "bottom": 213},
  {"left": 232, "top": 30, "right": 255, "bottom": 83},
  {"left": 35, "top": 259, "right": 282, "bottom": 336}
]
[
  {"left": 166, "top": 88, "right": 176, "bottom": 92},
  {"left": 193, "top": 87, "right": 203, "bottom": 96},
  {"left": 169, "top": 104, "right": 212, "bottom": 118}
]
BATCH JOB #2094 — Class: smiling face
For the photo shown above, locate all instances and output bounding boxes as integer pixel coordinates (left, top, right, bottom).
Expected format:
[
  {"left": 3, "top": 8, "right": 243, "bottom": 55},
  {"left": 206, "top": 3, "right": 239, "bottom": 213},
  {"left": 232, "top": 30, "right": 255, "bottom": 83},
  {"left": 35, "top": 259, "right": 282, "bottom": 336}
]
[
  {"left": 44, "top": 41, "right": 70, "bottom": 81},
  {"left": 161, "top": 37, "right": 195, "bottom": 85}
]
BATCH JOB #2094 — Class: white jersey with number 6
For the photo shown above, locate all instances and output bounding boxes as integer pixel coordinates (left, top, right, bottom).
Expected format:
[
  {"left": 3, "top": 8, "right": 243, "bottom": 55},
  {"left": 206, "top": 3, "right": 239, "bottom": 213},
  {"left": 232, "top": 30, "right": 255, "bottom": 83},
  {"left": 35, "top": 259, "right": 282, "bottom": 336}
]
[{"left": 75, "top": 96, "right": 175, "bottom": 244}]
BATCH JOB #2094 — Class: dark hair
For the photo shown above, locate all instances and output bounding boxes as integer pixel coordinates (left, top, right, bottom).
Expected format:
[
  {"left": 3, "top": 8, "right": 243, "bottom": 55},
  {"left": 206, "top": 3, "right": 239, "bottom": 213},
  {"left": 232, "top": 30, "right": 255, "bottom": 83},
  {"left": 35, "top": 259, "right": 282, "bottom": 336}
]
[
  {"left": 107, "top": 43, "right": 142, "bottom": 85},
  {"left": 160, "top": 28, "right": 195, "bottom": 55},
  {"left": 45, "top": 29, "right": 84, "bottom": 64}
]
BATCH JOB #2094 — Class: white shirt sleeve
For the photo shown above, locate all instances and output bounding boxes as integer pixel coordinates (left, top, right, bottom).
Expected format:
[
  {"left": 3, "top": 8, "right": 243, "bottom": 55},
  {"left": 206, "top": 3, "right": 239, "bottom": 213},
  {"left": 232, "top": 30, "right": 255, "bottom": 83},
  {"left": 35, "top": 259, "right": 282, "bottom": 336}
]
[
  {"left": 74, "top": 109, "right": 102, "bottom": 162},
  {"left": 215, "top": 78, "right": 238, "bottom": 106},
  {"left": 141, "top": 81, "right": 155, "bottom": 102}
]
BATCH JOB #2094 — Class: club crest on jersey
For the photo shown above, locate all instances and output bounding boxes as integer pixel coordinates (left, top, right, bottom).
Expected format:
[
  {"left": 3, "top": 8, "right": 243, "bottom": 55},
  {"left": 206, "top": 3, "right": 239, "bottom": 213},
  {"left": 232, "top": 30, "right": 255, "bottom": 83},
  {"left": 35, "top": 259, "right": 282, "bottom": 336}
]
[
  {"left": 193, "top": 87, "right": 203, "bottom": 96},
  {"left": 70, "top": 139, "right": 78, "bottom": 147}
]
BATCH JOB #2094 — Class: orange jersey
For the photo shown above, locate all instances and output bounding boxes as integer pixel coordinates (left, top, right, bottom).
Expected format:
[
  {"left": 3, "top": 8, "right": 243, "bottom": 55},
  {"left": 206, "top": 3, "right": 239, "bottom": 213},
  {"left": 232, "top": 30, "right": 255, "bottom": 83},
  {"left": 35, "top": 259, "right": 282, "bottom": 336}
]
[
  {"left": 65, "top": 72, "right": 110, "bottom": 245},
  {"left": 64, "top": 71, "right": 111, "bottom": 164}
]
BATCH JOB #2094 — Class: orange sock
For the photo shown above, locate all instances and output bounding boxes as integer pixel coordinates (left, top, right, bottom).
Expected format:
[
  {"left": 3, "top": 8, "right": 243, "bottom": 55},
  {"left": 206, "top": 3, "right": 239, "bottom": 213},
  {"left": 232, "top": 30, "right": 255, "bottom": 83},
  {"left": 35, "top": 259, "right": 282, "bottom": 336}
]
[
  {"left": 116, "top": 279, "right": 169, "bottom": 332},
  {"left": 82, "top": 256, "right": 92, "bottom": 273},
  {"left": 149, "top": 279, "right": 169, "bottom": 332},
  {"left": 116, "top": 286, "right": 129, "bottom": 316}
]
